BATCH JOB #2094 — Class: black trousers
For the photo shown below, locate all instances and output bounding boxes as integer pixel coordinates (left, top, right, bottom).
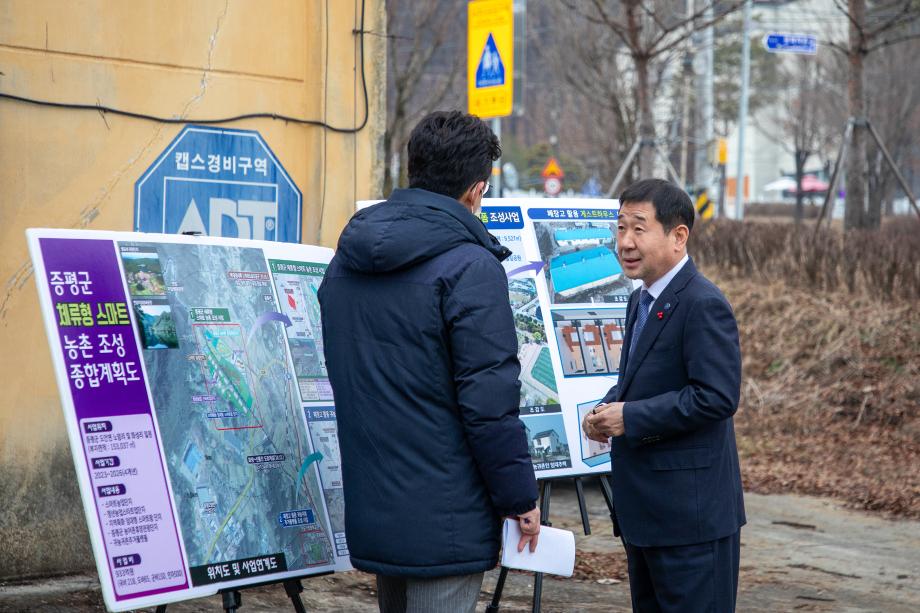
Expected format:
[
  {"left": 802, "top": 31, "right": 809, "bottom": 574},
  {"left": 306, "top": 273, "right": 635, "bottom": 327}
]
[{"left": 622, "top": 530, "right": 741, "bottom": 613}]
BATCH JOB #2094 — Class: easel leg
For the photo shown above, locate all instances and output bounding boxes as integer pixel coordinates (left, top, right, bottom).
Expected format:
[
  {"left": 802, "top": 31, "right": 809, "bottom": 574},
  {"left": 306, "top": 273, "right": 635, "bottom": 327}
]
[
  {"left": 598, "top": 474, "right": 616, "bottom": 524},
  {"left": 283, "top": 579, "right": 307, "bottom": 613},
  {"left": 221, "top": 590, "right": 242, "bottom": 613},
  {"left": 532, "top": 480, "right": 553, "bottom": 613},
  {"left": 486, "top": 566, "right": 509, "bottom": 613},
  {"left": 574, "top": 477, "right": 591, "bottom": 535}
]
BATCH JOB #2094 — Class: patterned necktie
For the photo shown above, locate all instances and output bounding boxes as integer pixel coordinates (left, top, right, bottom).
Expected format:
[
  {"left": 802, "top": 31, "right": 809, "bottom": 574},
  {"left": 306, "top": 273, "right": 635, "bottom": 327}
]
[{"left": 628, "top": 290, "right": 655, "bottom": 361}]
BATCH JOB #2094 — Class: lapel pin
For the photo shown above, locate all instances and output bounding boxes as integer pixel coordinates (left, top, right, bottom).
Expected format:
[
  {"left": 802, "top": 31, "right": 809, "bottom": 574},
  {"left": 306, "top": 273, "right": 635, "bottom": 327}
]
[
  {"left": 657, "top": 311, "right": 664, "bottom": 320},
  {"left": 664, "top": 302, "right": 671, "bottom": 310}
]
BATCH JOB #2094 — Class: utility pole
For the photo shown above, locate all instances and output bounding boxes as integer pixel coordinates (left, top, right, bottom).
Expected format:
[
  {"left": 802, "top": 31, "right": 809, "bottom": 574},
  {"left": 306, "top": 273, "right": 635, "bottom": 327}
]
[
  {"left": 735, "top": 0, "right": 752, "bottom": 220},
  {"left": 702, "top": 2, "right": 715, "bottom": 204},
  {"left": 679, "top": 0, "right": 695, "bottom": 188},
  {"left": 492, "top": 117, "right": 502, "bottom": 196},
  {"left": 692, "top": 1, "right": 714, "bottom": 205}
]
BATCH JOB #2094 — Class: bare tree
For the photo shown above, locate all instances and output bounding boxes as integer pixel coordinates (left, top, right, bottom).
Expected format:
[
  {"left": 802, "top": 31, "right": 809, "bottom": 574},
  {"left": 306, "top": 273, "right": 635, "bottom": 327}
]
[
  {"left": 864, "top": 40, "right": 920, "bottom": 222},
  {"left": 384, "top": 0, "right": 463, "bottom": 194},
  {"left": 559, "top": 0, "right": 742, "bottom": 177},
  {"left": 826, "top": 0, "right": 920, "bottom": 229},
  {"left": 753, "top": 55, "right": 833, "bottom": 224},
  {"left": 548, "top": 4, "right": 638, "bottom": 185}
]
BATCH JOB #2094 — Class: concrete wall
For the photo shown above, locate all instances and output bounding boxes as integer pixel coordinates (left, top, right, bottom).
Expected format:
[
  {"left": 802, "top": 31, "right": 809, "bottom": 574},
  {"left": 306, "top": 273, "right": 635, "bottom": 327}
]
[{"left": 0, "top": 0, "right": 385, "bottom": 579}]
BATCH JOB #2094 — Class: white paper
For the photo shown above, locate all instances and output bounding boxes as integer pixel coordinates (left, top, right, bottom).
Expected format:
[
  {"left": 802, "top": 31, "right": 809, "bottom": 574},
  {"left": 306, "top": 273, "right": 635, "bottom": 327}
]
[{"left": 500, "top": 518, "right": 576, "bottom": 577}]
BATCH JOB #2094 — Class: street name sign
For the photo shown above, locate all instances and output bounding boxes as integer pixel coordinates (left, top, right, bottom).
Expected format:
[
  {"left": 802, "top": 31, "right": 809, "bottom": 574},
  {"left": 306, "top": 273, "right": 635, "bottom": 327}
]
[{"left": 763, "top": 33, "right": 818, "bottom": 55}]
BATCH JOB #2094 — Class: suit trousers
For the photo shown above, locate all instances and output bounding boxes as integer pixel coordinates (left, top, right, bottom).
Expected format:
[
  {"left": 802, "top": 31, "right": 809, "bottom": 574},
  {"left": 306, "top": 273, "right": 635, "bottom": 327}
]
[
  {"left": 376, "top": 572, "right": 484, "bottom": 613},
  {"left": 623, "top": 531, "right": 741, "bottom": 613}
]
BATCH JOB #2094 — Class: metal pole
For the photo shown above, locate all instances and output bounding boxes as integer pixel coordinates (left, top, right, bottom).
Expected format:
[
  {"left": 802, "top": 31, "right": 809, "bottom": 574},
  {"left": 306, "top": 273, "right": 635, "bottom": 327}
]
[
  {"left": 492, "top": 117, "right": 502, "bottom": 196},
  {"left": 734, "top": 0, "right": 752, "bottom": 220},
  {"left": 605, "top": 140, "right": 641, "bottom": 198},
  {"left": 814, "top": 120, "right": 853, "bottom": 236},
  {"left": 702, "top": 2, "right": 715, "bottom": 200},
  {"left": 866, "top": 119, "right": 920, "bottom": 220},
  {"left": 656, "top": 142, "right": 684, "bottom": 186}
]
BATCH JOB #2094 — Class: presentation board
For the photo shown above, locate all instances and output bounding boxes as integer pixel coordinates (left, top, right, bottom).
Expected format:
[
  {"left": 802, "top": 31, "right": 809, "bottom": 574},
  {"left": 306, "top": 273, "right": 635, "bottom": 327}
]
[
  {"left": 356, "top": 198, "right": 626, "bottom": 479},
  {"left": 479, "top": 199, "right": 624, "bottom": 479},
  {"left": 27, "top": 229, "right": 349, "bottom": 612}
]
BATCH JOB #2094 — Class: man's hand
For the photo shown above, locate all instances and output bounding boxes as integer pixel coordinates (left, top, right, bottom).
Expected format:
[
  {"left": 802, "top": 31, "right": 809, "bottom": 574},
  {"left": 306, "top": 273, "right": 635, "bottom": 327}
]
[
  {"left": 515, "top": 507, "right": 541, "bottom": 553},
  {"left": 586, "top": 402, "right": 625, "bottom": 438},
  {"left": 582, "top": 406, "right": 609, "bottom": 443}
]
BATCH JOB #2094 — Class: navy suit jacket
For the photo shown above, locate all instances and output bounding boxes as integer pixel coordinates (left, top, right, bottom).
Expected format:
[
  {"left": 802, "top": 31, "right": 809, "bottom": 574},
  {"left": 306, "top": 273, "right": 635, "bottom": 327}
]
[{"left": 600, "top": 258, "right": 745, "bottom": 547}]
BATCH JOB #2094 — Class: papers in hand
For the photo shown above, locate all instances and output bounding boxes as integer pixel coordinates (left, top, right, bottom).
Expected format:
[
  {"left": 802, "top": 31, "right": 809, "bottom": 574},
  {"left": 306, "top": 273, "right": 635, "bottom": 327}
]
[{"left": 501, "top": 518, "right": 576, "bottom": 577}]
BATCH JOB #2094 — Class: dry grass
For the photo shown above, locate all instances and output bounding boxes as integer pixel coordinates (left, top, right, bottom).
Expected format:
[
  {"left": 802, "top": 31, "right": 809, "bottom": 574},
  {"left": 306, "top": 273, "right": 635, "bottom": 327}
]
[
  {"left": 691, "top": 220, "right": 920, "bottom": 518},
  {"left": 722, "top": 276, "right": 919, "bottom": 517},
  {"left": 691, "top": 217, "right": 920, "bottom": 301}
]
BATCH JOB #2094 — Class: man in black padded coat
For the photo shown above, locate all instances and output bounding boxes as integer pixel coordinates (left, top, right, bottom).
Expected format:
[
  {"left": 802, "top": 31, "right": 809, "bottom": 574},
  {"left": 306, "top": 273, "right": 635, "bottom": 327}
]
[{"left": 318, "top": 111, "right": 540, "bottom": 613}]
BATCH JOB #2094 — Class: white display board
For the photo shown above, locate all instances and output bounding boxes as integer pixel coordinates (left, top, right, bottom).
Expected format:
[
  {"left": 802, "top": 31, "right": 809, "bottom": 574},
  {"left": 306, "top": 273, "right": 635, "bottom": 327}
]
[
  {"left": 358, "top": 198, "right": 625, "bottom": 478},
  {"left": 27, "top": 229, "right": 350, "bottom": 612}
]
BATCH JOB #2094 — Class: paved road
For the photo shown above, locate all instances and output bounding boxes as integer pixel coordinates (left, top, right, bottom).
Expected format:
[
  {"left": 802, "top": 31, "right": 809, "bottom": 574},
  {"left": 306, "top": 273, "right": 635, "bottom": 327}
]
[{"left": 2, "top": 481, "right": 917, "bottom": 612}]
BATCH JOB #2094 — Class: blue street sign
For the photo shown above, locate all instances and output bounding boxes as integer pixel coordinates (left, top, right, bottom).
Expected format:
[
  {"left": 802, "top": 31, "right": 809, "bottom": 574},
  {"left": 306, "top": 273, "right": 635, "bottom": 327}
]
[
  {"left": 763, "top": 33, "right": 817, "bottom": 55},
  {"left": 475, "top": 33, "right": 506, "bottom": 88},
  {"left": 135, "top": 126, "right": 302, "bottom": 242}
]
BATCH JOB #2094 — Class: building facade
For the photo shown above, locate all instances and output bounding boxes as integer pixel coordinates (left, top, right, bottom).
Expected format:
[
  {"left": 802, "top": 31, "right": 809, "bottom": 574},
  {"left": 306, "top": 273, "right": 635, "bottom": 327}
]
[{"left": 0, "top": 0, "right": 386, "bottom": 580}]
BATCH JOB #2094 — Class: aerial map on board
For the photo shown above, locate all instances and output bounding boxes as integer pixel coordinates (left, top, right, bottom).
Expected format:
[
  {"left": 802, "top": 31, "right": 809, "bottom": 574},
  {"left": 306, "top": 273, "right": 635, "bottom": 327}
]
[{"left": 118, "top": 241, "right": 336, "bottom": 583}]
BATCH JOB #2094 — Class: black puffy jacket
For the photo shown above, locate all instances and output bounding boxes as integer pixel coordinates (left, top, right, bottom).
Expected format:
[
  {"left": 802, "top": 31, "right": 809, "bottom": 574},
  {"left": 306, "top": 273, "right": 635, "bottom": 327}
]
[{"left": 318, "top": 188, "right": 538, "bottom": 578}]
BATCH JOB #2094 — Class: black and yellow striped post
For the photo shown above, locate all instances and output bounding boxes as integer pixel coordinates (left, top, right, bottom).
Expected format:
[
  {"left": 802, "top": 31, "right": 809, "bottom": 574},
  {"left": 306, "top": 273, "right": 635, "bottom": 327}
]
[{"left": 695, "top": 191, "right": 714, "bottom": 221}]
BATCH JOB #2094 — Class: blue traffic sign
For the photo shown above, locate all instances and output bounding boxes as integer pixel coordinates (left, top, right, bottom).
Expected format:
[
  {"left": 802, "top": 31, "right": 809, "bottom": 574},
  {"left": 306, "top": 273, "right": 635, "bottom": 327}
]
[
  {"left": 475, "top": 33, "right": 505, "bottom": 88},
  {"left": 135, "top": 126, "right": 302, "bottom": 242},
  {"left": 763, "top": 33, "right": 817, "bottom": 55}
]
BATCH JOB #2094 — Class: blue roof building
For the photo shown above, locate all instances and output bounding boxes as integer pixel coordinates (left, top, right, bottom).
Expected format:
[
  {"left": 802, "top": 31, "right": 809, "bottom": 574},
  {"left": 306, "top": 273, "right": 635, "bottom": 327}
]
[
  {"left": 554, "top": 227, "right": 613, "bottom": 245},
  {"left": 549, "top": 246, "right": 622, "bottom": 296}
]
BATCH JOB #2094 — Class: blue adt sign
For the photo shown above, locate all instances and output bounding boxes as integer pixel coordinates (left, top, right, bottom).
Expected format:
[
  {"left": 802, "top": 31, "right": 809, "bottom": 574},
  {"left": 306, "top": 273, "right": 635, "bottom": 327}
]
[
  {"left": 135, "top": 125, "right": 302, "bottom": 242},
  {"left": 763, "top": 33, "right": 817, "bottom": 55},
  {"left": 476, "top": 34, "right": 505, "bottom": 88}
]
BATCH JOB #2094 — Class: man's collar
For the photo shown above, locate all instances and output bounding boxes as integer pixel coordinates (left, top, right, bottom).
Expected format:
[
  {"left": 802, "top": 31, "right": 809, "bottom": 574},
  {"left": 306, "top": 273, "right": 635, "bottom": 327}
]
[
  {"left": 387, "top": 187, "right": 510, "bottom": 261},
  {"left": 642, "top": 253, "right": 690, "bottom": 300}
]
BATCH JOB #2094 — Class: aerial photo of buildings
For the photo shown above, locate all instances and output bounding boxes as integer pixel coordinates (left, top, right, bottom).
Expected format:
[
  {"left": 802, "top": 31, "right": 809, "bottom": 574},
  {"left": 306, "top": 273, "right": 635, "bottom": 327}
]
[
  {"left": 534, "top": 221, "right": 632, "bottom": 304},
  {"left": 508, "top": 278, "right": 559, "bottom": 407},
  {"left": 551, "top": 307, "right": 627, "bottom": 377}
]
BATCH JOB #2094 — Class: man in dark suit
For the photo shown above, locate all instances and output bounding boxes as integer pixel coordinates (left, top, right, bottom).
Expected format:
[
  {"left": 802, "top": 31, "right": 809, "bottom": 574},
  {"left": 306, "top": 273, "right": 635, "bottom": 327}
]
[{"left": 584, "top": 178, "right": 745, "bottom": 612}]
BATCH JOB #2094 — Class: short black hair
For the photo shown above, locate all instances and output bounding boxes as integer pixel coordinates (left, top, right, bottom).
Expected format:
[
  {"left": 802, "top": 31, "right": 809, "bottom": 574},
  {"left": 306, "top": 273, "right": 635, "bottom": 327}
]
[
  {"left": 407, "top": 111, "right": 501, "bottom": 200},
  {"left": 619, "top": 178, "right": 695, "bottom": 234}
]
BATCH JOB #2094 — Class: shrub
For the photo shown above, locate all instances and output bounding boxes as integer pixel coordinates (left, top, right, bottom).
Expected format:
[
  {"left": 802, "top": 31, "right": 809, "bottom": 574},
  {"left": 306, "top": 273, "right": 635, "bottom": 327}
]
[{"left": 689, "top": 218, "right": 920, "bottom": 302}]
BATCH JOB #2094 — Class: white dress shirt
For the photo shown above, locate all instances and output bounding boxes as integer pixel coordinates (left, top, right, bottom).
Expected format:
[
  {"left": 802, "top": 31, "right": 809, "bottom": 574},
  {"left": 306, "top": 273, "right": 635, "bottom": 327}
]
[{"left": 640, "top": 253, "right": 689, "bottom": 313}]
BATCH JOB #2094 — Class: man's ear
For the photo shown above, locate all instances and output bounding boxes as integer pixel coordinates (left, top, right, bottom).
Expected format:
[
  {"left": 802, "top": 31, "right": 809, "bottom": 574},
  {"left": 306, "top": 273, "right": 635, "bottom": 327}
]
[
  {"left": 672, "top": 224, "right": 690, "bottom": 250},
  {"left": 457, "top": 183, "right": 479, "bottom": 212},
  {"left": 457, "top": 181, "right": 484, "bottom": 213}
]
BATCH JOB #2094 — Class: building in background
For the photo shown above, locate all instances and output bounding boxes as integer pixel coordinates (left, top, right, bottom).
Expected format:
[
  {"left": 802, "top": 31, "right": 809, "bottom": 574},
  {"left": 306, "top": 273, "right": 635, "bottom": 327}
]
[{"left": 0, "top": 0, "right": 385, "bottom": 580}]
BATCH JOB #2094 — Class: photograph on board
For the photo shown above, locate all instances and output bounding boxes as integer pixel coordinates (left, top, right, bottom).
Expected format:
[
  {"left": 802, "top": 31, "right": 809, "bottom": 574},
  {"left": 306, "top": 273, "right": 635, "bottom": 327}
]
[
  {"left": 509, "top": 277, "right": 560, "bottom": 408},
  {"left": 577, "top": 399, "right": 612, "bottom": 467},
  {"left": 550, "top": 307, "right": 627, "bottom": 377},
  {"left": 519, "top": 405, "right": 572, "bottom": 472},
  {"left": 533, "top": 221, "right": 631, "bottom": 304}
]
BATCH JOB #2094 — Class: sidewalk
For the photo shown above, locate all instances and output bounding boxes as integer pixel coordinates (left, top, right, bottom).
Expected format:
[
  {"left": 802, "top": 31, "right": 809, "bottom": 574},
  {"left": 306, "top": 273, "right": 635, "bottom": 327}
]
[{"left": 2, "top": 482, "right": 918, "bottom": 612}]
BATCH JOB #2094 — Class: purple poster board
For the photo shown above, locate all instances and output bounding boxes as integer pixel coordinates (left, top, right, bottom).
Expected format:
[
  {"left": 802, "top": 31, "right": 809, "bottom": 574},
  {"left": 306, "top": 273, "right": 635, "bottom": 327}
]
[
  {"left": 27, "top": 229, "right": 347, "bottom": 612},
  {"left": 37, "top": 237, "right": 188, "bottom": 602}
]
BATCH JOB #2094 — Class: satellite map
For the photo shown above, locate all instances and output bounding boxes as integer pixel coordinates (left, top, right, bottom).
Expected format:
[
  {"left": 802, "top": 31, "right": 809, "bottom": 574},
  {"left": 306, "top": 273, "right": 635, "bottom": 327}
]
[{"left": 118, "top": 242, "right": 337, "bottom": 583}]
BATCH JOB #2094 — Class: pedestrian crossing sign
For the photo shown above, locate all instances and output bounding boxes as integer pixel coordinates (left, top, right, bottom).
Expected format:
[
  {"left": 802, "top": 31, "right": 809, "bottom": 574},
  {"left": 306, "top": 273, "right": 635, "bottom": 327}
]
[{"left": 468, "top": 0, "right": 514, "bottom": 119}]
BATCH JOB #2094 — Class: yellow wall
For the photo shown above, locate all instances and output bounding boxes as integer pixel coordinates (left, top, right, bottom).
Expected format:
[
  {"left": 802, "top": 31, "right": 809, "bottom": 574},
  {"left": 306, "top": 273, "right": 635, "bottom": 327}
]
[{"left": 0, "top": 0, "right": 385, "bottom": 578}]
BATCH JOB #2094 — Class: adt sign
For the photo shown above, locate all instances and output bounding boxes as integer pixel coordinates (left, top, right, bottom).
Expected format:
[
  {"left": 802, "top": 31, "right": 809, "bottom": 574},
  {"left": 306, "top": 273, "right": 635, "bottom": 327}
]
[
  {"left": 135, "top": 126, "right": 302, "bottom": 242},
  {"left": 763, "top": 33, "right": 817, "bottom": 55}
]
